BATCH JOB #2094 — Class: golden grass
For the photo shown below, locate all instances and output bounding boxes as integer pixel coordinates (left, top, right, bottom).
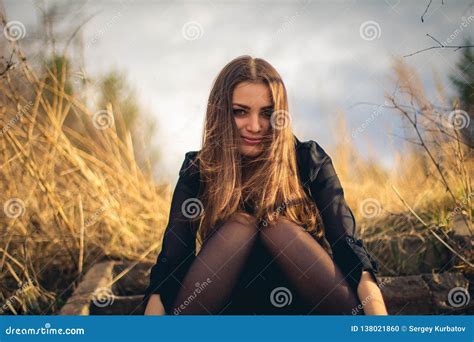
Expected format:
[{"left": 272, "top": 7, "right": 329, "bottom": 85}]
[
  {"left": 331, "top": 57, "right": 472, "bottom": 246},
  {"left": 0, "top": 45, "right": 171, "bottom": 313}
]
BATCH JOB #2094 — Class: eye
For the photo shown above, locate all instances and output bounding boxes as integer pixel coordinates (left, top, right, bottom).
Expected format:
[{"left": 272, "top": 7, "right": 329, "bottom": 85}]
[
  {"left": 261, "top": 109, "right": 274, "bottom": 117},
  {"left": 233, "top": 109, "right": 246, "bottom": 116}
]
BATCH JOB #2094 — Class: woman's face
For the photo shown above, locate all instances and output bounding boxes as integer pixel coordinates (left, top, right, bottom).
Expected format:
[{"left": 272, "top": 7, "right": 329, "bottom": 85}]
[{"left": 232, "top": 81, "right": 273, "bottom": 158}]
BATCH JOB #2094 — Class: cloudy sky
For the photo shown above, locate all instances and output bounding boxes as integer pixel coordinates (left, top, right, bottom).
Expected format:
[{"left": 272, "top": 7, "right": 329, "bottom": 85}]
[{"left": 3, "top": 0, "right": 473, "bottom": 181}]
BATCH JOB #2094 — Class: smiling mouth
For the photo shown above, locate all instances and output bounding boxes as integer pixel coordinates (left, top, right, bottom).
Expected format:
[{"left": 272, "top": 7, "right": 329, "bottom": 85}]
[{"left": 241, "top": 136, "right": 263, "bottom": 145}]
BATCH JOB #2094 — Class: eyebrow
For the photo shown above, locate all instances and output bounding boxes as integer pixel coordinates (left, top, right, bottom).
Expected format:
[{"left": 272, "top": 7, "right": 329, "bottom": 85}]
[{"left": 233, "top": 103, "right": 274, "bottom": 110}]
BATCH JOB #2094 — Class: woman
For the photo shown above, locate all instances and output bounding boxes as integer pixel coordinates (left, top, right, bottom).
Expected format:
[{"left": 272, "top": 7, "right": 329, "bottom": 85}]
[{"left": 143, "top": 56, "right": 388, "bottom": 315}]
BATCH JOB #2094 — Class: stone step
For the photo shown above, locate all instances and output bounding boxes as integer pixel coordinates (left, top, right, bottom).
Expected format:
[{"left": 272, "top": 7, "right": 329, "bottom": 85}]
[
  {"left": 377, "top": 272, "right": 473, "bottom": 315},
  {"left": 60, "top": 261, "right": 473, "bottom": 315}
]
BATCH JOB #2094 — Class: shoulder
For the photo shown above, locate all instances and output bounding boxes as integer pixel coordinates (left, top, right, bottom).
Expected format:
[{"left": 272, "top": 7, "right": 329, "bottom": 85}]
[
  {"left": 179, "top": 137, "right": 332, "bottom": 183},
  {"left": 179, "top": 150, "right": 200, "bottom": 179},
  {"left": 294, "top": 135, "right": 332, "bottom": 183}
]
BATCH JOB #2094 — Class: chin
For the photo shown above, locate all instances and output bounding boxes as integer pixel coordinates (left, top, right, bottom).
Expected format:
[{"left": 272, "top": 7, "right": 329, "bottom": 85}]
[{"left": 239, "top": 147, "right": 263, "bottom": 157}]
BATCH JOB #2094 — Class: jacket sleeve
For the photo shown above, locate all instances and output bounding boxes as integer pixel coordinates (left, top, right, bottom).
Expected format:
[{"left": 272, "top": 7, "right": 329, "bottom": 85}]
[
  {"left": 142, "top": 152, "right": 200, "bottom": 313},
  {"left": 306, "top": 141, "right": 381, "bottom": 293}
]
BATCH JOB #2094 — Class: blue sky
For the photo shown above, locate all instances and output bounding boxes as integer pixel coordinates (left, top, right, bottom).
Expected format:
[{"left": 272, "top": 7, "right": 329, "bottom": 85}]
[{"left": 3, "top": 0, "right": 473, "bottom": 181}]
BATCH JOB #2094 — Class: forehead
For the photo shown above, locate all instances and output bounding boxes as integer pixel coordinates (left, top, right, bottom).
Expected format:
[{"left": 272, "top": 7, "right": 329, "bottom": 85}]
[{"left": 232, "top": 82, "right": 272, "bottom": 106}]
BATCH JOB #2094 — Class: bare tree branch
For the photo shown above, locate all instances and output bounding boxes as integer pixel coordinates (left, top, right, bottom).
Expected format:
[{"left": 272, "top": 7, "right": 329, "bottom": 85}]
[
  {"left": 0, "top": 52, "right": 15, "bottom": 77},
  {"left": 421, "top": 0, "right": 445, "bottom": 22},
  {"left": 404, "top": 34, "right": 474, "bottom": 57},
  {"left": 421, "top": 0, "right": 433, "bottom": 23}
]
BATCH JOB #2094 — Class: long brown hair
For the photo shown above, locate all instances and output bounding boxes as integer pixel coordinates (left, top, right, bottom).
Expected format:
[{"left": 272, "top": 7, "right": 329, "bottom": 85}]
[{"left": 193, "top": 55, "right": 323, "bottom": 246}]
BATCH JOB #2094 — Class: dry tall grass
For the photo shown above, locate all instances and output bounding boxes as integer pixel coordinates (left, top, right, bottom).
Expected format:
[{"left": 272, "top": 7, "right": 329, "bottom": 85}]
[
  {"left": 0, "top": 38, "right": 171, "bottom": 314},
  {"left": 330, "top": 57, "right": 472, "bottom": 273}
]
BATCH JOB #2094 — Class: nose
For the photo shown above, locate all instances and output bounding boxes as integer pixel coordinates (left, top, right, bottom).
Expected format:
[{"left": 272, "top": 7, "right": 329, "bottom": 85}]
[{"left": 246, "top": 112, "right": 261, "bottom": 133}]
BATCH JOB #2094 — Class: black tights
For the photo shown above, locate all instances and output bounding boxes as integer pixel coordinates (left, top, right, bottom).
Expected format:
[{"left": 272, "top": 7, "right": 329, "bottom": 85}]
[{"left": 170, "top": 212, "right": 363, "bottom": 315}]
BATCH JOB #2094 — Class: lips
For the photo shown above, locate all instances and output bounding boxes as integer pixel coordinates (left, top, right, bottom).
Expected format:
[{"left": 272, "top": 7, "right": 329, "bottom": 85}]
[{"left": 241, "top": 135, "right": 262, "bottom": 145}]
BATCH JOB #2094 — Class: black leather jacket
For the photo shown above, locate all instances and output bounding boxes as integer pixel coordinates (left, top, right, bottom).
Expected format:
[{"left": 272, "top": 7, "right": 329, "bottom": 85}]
[{"left": 143, "top": 135, "right": 381, "bottom": 314}]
